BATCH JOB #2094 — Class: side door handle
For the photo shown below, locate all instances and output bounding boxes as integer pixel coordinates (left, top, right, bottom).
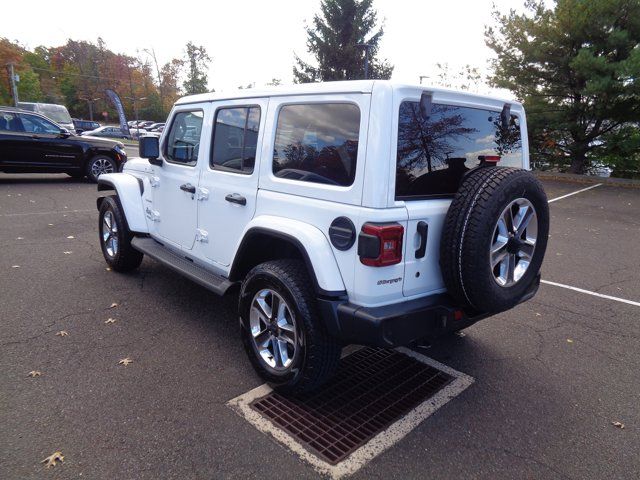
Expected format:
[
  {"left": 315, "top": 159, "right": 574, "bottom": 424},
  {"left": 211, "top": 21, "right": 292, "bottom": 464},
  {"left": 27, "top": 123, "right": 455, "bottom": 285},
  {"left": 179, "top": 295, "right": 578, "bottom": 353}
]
[
  {"left": 180, "top": 183, "right": 196, "bottom": 194},
  {"left": 225, "top": 193, "right": 246, "bottom": 206},
  {"left": 415, "top": 221, "right": 428, "bottom": 259}
]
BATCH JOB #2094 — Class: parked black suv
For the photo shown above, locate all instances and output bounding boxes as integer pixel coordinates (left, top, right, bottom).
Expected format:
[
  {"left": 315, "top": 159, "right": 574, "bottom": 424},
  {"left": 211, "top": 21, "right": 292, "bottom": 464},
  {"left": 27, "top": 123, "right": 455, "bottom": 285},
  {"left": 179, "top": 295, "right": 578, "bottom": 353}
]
[{"left": 0, "top": 107, "right": 127, "bottom": 182}]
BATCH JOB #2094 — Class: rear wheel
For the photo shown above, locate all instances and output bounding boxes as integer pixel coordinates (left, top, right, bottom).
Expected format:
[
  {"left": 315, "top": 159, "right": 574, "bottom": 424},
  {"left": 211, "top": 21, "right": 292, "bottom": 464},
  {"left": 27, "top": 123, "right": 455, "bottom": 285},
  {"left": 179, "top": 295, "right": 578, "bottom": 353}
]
[
  {"left": 87, "top": 155, "right": 117, "bottom": 183},
  {"left": 239, "top": 259, "right": 341, "bottom": 393},
  {"left": 98, "top": 196, "right": 143, "bottom": 272}
]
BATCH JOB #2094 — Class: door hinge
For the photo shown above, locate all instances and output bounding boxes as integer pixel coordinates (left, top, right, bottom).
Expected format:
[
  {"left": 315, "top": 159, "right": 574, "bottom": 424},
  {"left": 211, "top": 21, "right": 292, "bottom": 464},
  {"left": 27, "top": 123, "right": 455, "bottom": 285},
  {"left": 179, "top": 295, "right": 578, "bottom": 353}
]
[
  {"left": 145, "top": 207, "right": 160, "bottom": 222},
  {"left": 150, "top": 176, "right": 160, "bottom": 188},
  {"left": 195, "top": 229, "right": 209, "bottom": 243},
  {"left": 197, "top": 187, "right": 209, "bottom": 201}
]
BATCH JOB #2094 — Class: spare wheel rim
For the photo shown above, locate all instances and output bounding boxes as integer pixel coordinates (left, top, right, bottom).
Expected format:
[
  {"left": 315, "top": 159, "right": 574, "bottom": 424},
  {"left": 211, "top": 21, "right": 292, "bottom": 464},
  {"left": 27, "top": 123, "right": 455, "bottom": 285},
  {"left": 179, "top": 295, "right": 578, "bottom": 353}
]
[{"left": 490, "top": 198, "right": 538, "bottom": 287}]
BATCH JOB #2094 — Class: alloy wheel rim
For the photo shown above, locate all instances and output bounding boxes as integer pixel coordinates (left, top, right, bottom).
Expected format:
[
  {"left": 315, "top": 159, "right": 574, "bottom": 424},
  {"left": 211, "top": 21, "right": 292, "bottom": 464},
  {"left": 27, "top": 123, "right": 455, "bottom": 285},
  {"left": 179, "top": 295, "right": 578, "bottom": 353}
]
[
  {"left": 102, "top": 210, "right": 119, "bottom": 257},
  {"left": 490, "top": 198, "right": 538, "bottom": 287},
  {"left": 249, "top": 289, "right": 297, "bottom": 370},
  {"left": 91, "top": 158, "right": 114, "bottom": 178}
]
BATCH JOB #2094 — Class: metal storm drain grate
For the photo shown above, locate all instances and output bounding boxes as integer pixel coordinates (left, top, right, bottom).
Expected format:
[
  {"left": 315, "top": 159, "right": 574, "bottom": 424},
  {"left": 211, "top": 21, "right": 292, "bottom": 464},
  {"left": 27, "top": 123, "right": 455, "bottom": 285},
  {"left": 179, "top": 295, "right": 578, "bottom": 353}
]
[{"left": 250, "top": 347, "right": 454, "bottom": 465}]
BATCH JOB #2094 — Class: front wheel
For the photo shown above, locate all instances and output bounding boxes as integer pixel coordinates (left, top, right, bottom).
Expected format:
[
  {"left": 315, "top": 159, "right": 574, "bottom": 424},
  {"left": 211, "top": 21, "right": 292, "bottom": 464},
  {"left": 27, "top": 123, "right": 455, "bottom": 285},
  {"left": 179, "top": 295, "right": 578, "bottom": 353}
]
[
  {"left": 239, "top": 259, "right": 342, "bottom": 394},
  {"left": 87, "top": 155, "right": 117, "bottom": 183},
  {"left": 98, "top": 196, "right": 143, "bottom": 272}
]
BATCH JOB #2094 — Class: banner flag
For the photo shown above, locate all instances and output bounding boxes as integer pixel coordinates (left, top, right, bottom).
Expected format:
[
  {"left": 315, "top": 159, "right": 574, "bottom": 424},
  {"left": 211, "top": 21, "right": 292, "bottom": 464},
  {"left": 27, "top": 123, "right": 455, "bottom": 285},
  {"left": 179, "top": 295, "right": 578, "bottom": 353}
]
[{"left": 105, "top": 89, "right": 131, "bottom": 137}]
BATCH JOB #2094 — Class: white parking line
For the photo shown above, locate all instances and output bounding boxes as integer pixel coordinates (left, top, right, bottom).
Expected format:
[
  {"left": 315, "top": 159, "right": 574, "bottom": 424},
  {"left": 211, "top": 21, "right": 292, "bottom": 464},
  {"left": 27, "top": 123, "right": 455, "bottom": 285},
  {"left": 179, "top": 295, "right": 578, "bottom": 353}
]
[
  {"left": 548, "top": 183, "right": 602, "bottom": 203},
  {"left": 227, "top": 347, "right": 473, "bottom": 479},
  {"left": 541, "top": 280, "right": 640, "bottom": 307},
  {"left": 0, "top": 209, "right": 93, "bottom": 217}
]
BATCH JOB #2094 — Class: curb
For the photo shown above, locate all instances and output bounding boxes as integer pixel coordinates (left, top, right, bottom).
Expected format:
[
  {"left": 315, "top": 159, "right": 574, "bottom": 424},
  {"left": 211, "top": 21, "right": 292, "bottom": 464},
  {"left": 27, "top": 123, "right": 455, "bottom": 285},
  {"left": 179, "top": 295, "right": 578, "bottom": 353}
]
[{"left": 534, "top": 171, "right": 640, "bottom": 189}]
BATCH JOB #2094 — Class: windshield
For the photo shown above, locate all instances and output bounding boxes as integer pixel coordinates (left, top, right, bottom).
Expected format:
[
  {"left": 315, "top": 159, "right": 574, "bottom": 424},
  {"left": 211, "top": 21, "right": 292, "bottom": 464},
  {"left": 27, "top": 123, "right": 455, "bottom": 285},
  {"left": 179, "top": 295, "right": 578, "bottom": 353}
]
[{"left": 39, "top": 105, "right": 72, "bottom": 124}]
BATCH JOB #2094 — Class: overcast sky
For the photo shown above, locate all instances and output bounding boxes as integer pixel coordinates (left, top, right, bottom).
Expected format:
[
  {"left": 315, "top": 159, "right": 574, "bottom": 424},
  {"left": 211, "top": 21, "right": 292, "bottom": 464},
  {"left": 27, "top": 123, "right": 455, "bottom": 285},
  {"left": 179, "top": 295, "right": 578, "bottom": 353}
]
[{"left": 5, "top": 0, "right": 532, "bottom": 97}]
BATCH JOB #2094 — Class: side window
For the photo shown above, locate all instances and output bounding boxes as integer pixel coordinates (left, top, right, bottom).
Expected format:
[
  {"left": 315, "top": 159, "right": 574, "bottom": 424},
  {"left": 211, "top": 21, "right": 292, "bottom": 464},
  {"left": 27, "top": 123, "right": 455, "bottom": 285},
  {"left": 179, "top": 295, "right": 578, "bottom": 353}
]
[
  {"left": 211, "top": 106, "right": 261, "bottom": 173},
  {"left": 396, "top": 101, "right": 522, "bottom": 198},
  {"left": 0, "top": 112, "right": 23, "bottom": 132},
  {"left": 164, "top": 110, "right": 204, "bottom": 165},
  {"left": 19, "top": 114, "right": 60, "bottom": 134},
  {"left": 272, "top": 103, "right": 360, "bottom": 186}
]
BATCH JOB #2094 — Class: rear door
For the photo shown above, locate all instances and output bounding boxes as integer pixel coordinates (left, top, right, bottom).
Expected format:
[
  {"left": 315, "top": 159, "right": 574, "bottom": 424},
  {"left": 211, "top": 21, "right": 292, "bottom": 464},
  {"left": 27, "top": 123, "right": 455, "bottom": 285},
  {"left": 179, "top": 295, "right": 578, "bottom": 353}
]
[
  {"left": 394, "top": 93, "right": 525, "bottom": 297},
  {"left": 0, "top": 111, "right": 29, "bottom": 166},
  {"left": 196, "top": 98, "right": 267, "bottom": 267}
]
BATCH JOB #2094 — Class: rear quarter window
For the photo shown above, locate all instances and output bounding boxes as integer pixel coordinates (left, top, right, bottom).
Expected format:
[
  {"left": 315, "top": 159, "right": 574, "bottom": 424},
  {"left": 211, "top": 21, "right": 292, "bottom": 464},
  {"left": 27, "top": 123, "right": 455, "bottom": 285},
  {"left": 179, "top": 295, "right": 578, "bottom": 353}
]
[
  {"left": 396, "top": 101, "right": 522, "bottom": 198},
  {"left": 272, "top": 103, "right": 360, "bottom": 186}
]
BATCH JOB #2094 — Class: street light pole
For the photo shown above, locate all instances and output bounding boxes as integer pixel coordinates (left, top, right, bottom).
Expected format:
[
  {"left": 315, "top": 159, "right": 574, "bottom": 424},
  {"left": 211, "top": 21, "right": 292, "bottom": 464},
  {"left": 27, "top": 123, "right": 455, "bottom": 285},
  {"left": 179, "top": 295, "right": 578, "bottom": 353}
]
[
  {"left": 79, "top": 97, "right": 101, "bottom": 121},
  {"left": 356, "top": 43, "right": 373, "bottom": 80},
  {"left": 124, "top": 97, "right": 147, "bottom": 127}
]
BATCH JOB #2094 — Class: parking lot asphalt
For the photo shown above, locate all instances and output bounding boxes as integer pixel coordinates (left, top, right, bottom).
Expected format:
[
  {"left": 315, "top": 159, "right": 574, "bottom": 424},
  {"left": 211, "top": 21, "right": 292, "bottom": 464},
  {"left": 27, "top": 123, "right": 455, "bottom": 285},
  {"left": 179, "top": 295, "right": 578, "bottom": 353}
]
[{"left": 1, "top": 174, "right": 639, "bottom": 479}]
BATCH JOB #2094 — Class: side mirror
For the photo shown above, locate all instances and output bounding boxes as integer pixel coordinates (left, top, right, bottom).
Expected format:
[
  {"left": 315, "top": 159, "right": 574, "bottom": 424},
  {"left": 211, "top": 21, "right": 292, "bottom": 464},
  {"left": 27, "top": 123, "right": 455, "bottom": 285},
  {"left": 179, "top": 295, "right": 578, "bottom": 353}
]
[
  {"left": 59, "top": 128, "right": 71, "bottom": 138},
  {"left": 139, "top": 135, "right": 162, "bottom": 166},
  {"left": 419, "top": 91, "right": 433, "bottom": 120}
]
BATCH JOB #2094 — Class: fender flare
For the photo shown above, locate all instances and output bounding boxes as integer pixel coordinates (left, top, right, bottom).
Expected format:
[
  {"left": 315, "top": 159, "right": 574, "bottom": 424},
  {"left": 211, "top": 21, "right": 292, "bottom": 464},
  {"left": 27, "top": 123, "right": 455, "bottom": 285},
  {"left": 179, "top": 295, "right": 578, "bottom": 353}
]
[
  {"left": 96, "top": 173, "right": 148, "bottom": 233},
  {"left": 230, "top": 216, "right": 347, "bottom": 297}
]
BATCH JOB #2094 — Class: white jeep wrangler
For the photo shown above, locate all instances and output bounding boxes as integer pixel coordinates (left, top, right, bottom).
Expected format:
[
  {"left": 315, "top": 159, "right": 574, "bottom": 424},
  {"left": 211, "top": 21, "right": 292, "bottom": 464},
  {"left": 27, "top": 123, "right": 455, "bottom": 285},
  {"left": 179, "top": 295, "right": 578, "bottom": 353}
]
[{"left": 96, "top": 80, "right": 549, "bottom": 392}]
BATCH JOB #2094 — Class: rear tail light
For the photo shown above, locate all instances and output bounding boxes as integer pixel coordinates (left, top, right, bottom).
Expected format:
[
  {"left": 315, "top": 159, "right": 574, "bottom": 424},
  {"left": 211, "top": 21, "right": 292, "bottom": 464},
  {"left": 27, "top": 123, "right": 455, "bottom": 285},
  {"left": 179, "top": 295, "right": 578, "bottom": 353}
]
[
  {"left": 358, "top": 223, "right": 404, "bottom": 267},
  {"left": 478, "top": 155, "right": 501, "bottom": 163}
]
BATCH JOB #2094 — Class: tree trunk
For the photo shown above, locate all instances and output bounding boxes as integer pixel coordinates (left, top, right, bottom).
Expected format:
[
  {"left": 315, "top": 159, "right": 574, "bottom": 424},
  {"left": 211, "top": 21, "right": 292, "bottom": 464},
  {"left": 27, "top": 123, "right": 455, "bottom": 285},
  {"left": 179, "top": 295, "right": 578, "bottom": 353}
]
[{"left": 568, "top": 146, "right": 588, "bottom": 174}]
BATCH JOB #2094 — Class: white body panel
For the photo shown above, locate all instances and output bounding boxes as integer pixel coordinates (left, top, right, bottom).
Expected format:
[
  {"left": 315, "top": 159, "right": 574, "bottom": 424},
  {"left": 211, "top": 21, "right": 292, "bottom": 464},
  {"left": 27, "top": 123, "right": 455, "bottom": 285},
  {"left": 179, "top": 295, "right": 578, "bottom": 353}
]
[
  {"left": 98, "top": 172, "right": 148, "bottom": 233},
  {"left": 109, "top": 81, "right": 528, "bottom": 308}
]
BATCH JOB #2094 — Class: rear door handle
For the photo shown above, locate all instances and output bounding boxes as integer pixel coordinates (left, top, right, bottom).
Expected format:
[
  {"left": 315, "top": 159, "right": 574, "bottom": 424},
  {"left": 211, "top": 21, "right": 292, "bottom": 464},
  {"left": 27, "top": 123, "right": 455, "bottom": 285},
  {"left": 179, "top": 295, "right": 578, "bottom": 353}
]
[
  {"left": 180, "top": 183, "right": 196, "bottom": 194},
  {"left": 225, "top": 193, "right": 246, "bottom": 206},
  {"left": 415, "top": 221, "right": 428, "bottom": 259}
]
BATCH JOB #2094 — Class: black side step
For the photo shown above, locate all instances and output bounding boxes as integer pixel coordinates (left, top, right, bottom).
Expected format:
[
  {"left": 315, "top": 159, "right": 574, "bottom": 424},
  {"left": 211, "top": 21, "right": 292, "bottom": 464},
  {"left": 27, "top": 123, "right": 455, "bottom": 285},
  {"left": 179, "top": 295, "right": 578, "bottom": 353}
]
[{"left": 131, "top": 237, "right": 234, "bottom": 295}]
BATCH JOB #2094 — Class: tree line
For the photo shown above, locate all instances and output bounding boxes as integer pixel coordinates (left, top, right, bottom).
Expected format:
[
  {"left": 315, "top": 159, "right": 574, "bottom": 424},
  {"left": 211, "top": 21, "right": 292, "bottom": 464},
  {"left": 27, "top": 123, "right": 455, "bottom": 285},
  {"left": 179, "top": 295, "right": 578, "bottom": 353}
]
[{"left": 0, "top": 37, "right": 211, "bottom": 122}]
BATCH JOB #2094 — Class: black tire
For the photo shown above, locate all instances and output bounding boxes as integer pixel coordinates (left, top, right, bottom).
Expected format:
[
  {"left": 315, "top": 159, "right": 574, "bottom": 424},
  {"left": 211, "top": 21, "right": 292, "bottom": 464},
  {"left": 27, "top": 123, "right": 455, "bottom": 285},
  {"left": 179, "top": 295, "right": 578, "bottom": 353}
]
[
  {"left": 86, "top": 155, "right": 117, "bottom": 183},
  {"left": 439, "top": 167, "right": 549, "bottom": 313},
  {"left": 98, "top": 196, "right": 143, "bottom": 272},
  {"left": 239, "top": 259, "right": 342, "bottom": 394}
]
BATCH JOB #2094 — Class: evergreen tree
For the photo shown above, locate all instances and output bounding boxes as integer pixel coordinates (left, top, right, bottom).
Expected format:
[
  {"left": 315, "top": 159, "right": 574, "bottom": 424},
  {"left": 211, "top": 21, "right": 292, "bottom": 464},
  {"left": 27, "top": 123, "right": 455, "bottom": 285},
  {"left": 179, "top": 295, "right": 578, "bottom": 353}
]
[
  {"left": 183, "top": 42, "right": 211, "bottom": 94},
  {"left": 294, "top": 0, "right": 393, "bottom": 83},
  {"left": 486, "top": 0, "right": 640, "bottom": 174}
]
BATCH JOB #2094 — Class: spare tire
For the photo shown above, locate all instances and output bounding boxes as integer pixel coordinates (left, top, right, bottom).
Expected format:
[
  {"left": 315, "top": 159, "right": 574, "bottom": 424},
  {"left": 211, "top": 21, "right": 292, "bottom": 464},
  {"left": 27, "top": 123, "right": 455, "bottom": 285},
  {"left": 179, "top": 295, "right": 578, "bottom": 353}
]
[{"left": 439, "top": 167, "right": 549, "bottom": 313}]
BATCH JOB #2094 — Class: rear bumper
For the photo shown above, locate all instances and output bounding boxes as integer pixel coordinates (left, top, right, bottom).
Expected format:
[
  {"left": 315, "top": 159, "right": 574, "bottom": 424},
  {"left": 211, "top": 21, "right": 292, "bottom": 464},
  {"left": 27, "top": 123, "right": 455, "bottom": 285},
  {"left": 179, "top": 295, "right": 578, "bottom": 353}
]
[{"left": 319, "top": 274, "right": 540, "bottom": 348}]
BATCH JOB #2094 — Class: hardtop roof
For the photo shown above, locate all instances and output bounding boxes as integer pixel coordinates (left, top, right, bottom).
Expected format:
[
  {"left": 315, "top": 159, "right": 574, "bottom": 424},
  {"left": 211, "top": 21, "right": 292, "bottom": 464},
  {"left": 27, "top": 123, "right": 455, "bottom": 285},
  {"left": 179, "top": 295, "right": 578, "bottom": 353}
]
[{"left": 175, "top": 80, "right": 520, "bottom": 107}]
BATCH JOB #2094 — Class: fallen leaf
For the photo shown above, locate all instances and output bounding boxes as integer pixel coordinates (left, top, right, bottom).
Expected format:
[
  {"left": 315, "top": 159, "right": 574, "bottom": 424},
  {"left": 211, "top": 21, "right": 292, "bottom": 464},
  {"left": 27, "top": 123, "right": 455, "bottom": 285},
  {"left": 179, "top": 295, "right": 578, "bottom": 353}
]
[
  {"left": 12, "top": 265, "right": 20, "bottom": 268},
  {"left": 63, "top": 251, "right": 72, "bottom": 255},
  {"left": 109, "top": 302, "right": 118, "bottom": 309},
  {"left": 41, "top": 451, "right": 64, "bottom": 468},
  {"left": 612, "top": 421, "right": 625, "bottom": 429},
  {"left": 567, "top": 339, "right": 574, "bottom": 343},
  {"left": 118, "top": 357, "right": 133, "bottom": 366},
  {"left": 535, "top": 313, "right": 542, "bottom": 317},
  {"left": 105, "top": 267, "right": 112, "bottom": 271},
  {"left": 66, "top": 235, "right": 74, "bottom": 239},
  {"left": 105, "top": 318, "right": 116, "bottom": 324},
  {"left": 56, "top": 331, "right": 69, "bottom": 337},
  {"left": 28, "top": 370, "right": 41, "bottom": 377}
]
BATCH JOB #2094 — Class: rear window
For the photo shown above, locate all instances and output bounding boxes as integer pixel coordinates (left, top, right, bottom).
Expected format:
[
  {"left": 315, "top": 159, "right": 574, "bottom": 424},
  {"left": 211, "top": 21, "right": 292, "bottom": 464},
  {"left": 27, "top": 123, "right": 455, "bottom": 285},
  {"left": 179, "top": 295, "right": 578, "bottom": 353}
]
[
  {"left": 273, "top": 103, "right": 360, "bottom": 186},
  {"left": 396, "top": 101, "right": 522, "bottom": 198}
]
